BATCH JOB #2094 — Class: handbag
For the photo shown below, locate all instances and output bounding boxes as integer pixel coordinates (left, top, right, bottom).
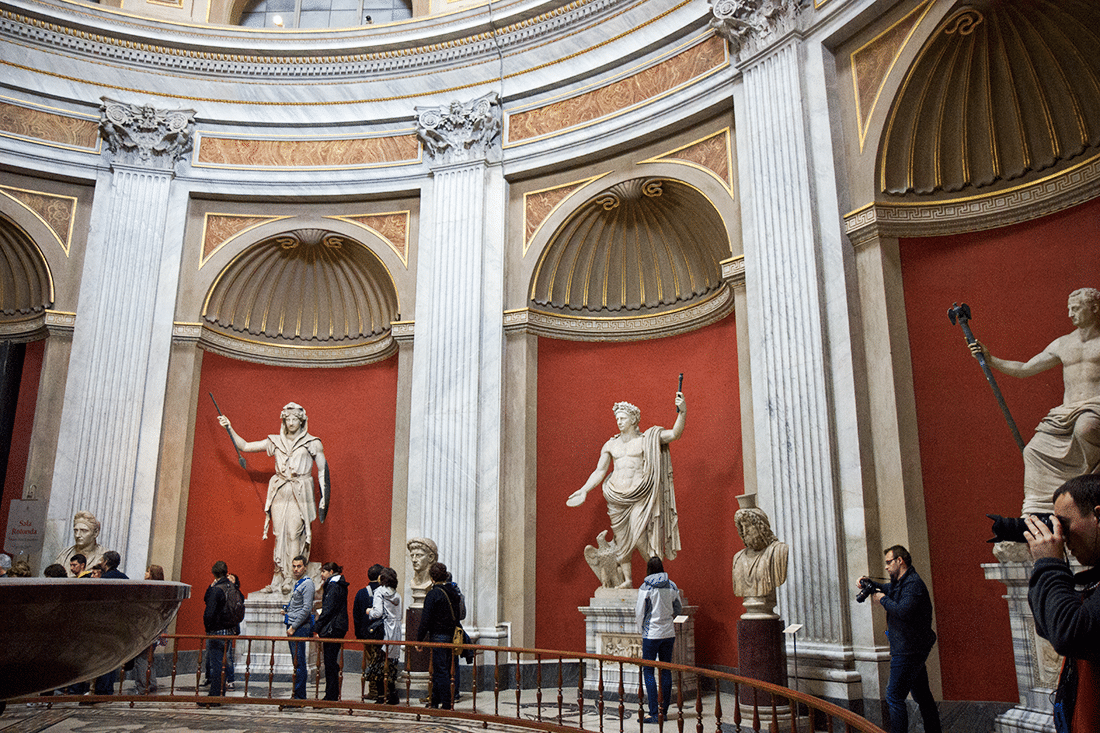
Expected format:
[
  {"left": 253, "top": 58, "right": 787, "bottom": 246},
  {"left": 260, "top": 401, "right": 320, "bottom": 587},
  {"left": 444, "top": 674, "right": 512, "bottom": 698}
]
[{"left": 442, "top": 588, "right": 474, "bottom": 661}]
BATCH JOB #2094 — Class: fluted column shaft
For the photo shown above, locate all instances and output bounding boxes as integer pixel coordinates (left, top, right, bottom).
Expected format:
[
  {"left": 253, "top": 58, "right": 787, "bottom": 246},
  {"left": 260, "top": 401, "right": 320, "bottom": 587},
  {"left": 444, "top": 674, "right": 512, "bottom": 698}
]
[{"left": 738, "top": 40, "right": 845, "bottom": 647}]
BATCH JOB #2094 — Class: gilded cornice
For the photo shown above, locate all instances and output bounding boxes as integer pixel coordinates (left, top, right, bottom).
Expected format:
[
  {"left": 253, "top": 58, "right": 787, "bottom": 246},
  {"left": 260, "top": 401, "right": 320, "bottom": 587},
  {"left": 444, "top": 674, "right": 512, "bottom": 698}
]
[
  {"left": 846, "top": 152, "right": 1100, "bottom": 242},
  {"left": 0, "top": 0, "right": 639, "bottom": 81},
  {"left": 198, "top": 325, "right": 398, "bottom": 367},
  {"left": 504, "top": 285, "right": 733, "bottom": 341}
]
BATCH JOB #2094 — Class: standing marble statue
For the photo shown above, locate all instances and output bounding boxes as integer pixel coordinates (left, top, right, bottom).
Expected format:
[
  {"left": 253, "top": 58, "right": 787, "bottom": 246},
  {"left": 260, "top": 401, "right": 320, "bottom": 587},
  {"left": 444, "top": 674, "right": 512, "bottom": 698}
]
[
  {"left": 568, "top": 392, "right": 686, "bottom": 588},
  {"left": 54, "top": 510, "right": 108, "bottom": 576},
  {"left": 730, "top": 495, "right": 789, "bottom": 619},
  {"left": 218, "top": 402, "right": 330, "bottom": 593},
  {"left": 971, "top": 287, "right": 1100, "bottom": 514}
]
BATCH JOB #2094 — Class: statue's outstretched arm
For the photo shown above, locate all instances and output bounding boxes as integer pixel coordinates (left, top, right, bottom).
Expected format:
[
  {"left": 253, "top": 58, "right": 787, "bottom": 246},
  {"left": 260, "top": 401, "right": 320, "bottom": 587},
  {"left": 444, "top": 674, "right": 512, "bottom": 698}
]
[
  {"left": 568, "top": 447, "right": 611, "bottom": 506},
  {"left": 316, "top": 450, "right": 331, "bottom": 520},
  {"left": 216, "top": 415, "right": 268, "bottom": 452},
  {"left": 660, "top": 392, "right": 686, "bottom": 443}
]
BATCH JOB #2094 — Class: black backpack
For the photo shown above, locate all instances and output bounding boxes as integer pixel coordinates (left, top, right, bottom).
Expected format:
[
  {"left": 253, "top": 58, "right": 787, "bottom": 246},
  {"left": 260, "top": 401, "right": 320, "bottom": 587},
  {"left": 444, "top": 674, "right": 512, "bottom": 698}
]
[{"left": 223, "top": 581, "right": 246, "bottom": 626}]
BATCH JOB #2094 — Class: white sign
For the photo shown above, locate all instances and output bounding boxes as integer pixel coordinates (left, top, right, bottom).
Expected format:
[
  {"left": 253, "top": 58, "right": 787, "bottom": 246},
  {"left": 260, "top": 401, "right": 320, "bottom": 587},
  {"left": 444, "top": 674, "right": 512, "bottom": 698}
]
[{"left": 4, "top": 499, "right": 46, "bottom": 555}]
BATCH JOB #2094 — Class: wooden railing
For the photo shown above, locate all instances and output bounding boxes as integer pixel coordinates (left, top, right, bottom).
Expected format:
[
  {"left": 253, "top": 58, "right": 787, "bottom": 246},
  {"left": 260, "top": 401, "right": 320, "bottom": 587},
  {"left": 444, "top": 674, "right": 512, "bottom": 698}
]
[{"left": 17, "top": 634, "right": 886, "bottom": 733}]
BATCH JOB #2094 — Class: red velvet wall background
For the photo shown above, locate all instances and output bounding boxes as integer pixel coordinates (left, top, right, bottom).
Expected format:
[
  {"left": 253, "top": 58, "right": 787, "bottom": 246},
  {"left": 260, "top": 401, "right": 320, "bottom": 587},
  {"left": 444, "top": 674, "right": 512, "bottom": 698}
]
[
  {"left": 900, "top": 195, "right": 1100, "bottom": 702},
  {"left": 176, "top": 351, "right": 398, "bottom": 636},
  {"left": 536, "top": 313, "right": 744, "bottom": 666},
  {"left": 1, "top": 339, "right": 44, "bottom": 550}
]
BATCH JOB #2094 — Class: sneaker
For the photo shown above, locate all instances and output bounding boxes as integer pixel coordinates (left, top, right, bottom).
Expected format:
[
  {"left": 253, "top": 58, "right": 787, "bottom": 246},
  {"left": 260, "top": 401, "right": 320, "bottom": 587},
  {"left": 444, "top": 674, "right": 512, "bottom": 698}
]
[{"left": 226, "top": 682, "right": 235, "bottom": 691}]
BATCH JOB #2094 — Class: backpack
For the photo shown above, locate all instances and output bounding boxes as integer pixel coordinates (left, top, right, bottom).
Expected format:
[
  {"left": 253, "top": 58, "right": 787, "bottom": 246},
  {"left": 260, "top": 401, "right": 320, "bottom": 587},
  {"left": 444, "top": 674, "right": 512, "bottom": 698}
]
[{"left": 223, "top": 581, "right": 246, "bottom": 626}]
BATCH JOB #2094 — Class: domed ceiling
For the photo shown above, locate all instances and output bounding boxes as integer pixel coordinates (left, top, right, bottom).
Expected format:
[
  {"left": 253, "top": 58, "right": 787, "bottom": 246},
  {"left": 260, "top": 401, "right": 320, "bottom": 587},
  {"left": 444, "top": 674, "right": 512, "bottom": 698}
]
[
  {"left": 203, "top": 228, "right": 398, "bottom": 350},
  {"left": 0, "top": 216, "right": 53, "bottom": 319},
  {"left": 530, "top": 178, "right": 729, "bottom": 319},
  {"left": 880, "top": 0, "right": 1100, "bottom": 196}
]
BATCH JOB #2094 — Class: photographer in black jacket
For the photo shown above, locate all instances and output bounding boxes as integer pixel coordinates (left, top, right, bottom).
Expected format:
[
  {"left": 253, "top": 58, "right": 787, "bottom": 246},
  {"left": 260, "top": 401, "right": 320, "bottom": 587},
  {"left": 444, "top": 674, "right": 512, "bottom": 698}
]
[{"left": 859, "top": 545, "right": 941, "bottom": 733}]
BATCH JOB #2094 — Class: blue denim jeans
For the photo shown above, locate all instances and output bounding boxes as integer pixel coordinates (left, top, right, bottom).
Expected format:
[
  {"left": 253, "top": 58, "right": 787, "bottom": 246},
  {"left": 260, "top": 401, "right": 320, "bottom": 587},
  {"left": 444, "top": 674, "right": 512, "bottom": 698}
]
[
  {"left": 641, "top": 637, "right": 674, "bottom": 719},
  {"left": 885, "top": 653, "right": 941, "bottom": 733},
  {"left": 289, "top": 623, "right": 313, "bottom": 699},
  {"left": 206, "top": 634, "right": 231, "bottom": 697},
  {"left": 428, "top": 632, "right": 455, "bottom": 709}
]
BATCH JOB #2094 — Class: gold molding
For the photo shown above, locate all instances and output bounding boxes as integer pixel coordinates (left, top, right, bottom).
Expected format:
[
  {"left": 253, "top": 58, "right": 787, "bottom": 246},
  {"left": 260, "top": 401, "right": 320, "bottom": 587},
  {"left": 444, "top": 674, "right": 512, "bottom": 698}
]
[
  {"left": 522, "top": 174, "right": 608, "bottom": 257},
  {"left": 642, "top": 127, "right": 733, "bottom": 193},
  {"left": 0, "top": 185, "right": 77, "bottom": 256}
]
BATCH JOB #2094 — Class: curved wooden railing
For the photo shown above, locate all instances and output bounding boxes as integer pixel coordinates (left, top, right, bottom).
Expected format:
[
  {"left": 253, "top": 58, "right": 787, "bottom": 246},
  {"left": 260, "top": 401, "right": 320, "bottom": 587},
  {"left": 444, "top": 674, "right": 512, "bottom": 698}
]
[{"left": 15, "top": 634, "right": 885, "bottom": 733}]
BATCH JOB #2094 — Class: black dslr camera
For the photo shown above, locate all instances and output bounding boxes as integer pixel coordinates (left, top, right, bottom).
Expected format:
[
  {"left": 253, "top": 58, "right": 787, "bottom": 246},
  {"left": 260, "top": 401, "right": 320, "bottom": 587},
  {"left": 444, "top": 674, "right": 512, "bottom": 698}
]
[
  {"left": 985, "top": 513, "right": 1056, "bottom": 543},
  {"left": 855, "top": 577, "right": 880, "bottom": 603}
]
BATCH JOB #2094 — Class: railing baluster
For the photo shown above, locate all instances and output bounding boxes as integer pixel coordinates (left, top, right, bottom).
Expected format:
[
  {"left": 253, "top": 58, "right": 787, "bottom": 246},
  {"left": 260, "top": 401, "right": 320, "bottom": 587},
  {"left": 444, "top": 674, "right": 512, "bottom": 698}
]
[
  {"left": 675, "top": 669, "right": 683, "bottom": 732},
  {"left": 361, "top": 642, "right": 368, "bottom": 701},
  {"left": 577, "top": 656, "right": 585, "bottom": 731},
  {"left": 514, "top": 650, "right": 522, "bottom": 718},
  {"left": 752, "top": 686, "right": 761, "bottom": 731},
  {"left": 770, "top": 689, "right": 779, "bottom": 733},
  {"left": 267, "top": 636, "right": 275, "bottom": 699},
  {"left": 170, "top": 641, "right": 178, "bottom": 696},
  {"left": 694, "top": 671, "right": 703, "bottom": 733},
  {"left": 494, "top": 649, "right": 501, "bottom": 717},
  {"left": 638, "top": 659, "right": 645, "bottom": 731},
  {"left": 714, "top": 678, "right": 724, "bottom": 733},
  {"left": 557, "top": 656, "right": 564, "bottom": 725},
  {"left": 617, "top": 659, "right": 626, "bottom": 733},
  {"left": 731, "top": 679, "right": 740, "bottom": 732},
  {"left": 536, "top": 653, "right": 543, "bottom": 722},
  {"left": 243, "top": 638, "right": 252, "bottom": 696},
  {"left": 597, "top": 659, "right": 605, "bottom": 733}
]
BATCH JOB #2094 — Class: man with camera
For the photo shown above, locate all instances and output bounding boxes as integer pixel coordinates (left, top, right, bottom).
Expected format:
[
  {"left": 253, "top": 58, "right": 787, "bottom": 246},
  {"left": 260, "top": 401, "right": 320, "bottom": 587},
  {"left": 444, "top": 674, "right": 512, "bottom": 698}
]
[
  {"left": 1025, "top": 474, "right": 1100, "bottom": 733},
  {"left": 858, "top": 546, "right": 941, "bottom": 733}
]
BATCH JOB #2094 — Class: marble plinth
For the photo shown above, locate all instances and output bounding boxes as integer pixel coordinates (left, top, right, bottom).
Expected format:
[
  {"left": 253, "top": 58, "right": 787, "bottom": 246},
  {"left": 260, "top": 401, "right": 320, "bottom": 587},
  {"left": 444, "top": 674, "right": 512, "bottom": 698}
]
[
  {"left": 737, "top": 616, "right": 787, "bottom": 705},
  {"left": 579, "top": 589, "right": 696, "bottom": 698},
  {"left": 982, "top": 560, "right": 1057, "bottom": 733},
  {"left": 243, "top": 591, "right": 318, "bottom": 679}
]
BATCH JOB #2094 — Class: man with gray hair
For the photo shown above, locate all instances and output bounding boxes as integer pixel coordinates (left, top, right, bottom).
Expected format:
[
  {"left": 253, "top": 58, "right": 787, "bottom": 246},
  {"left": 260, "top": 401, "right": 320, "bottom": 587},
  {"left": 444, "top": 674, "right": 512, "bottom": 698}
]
[{"left": 972, "top": 287, "right": 1100, "bottom": 514}]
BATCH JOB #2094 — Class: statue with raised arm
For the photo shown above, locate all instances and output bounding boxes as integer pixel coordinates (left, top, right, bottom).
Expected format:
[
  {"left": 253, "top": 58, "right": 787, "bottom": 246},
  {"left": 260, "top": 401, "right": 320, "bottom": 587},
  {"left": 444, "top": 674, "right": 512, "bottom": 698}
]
[
  {"left": 54, "top": 510, "right": 108, "bottom": 577},
  {"left": 218, "top": 402, "right": 330, "bottom": 594},
  {"left": 971, "top": 287, "right": 1100, "bottom": 515},
  {"left": 567, "top": 391, "right": 686, "bottom": 588},
  {"left": 731, "top": 495, "right": 788, "bottom": 619}
]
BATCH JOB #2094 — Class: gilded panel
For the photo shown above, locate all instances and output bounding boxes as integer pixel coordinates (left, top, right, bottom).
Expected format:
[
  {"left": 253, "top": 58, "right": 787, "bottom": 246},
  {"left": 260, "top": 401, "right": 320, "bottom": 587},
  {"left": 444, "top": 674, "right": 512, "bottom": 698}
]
[
  {"left": 648, "top": 129, "right": 732, "bottom": 189},
  {"left": 0, "top": 100, "right": 99, "bottom": 151},
  {"left": 506, "top": 35, "right": 728, "bottom": 143},
  {"left": 523, "top": 177, "right": 604, "bottom": 255},
  {"left": 201, "top": 214, "right": 285, "bottom": 266},
  {"left": 850, "top": 0, "right": 934, "bottom": 152},
  {"left": 0, "top": 186, "right": 77, "bottom": 255},
  {"left": 195, "top": 133, "right": 421, "bottom": 168},
  {"left": 335, "top": 213, "right": 411, "bottom": 266}
]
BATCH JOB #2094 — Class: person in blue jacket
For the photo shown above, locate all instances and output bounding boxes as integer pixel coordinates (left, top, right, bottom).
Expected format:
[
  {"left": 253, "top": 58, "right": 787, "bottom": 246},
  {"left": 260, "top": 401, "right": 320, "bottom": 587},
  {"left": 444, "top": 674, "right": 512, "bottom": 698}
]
[
  {"left": 635, "top": 556, "right": 682, "bottom": 723},
  {"left": 860, "top": 545, "right": 941, "bottom": 733}
]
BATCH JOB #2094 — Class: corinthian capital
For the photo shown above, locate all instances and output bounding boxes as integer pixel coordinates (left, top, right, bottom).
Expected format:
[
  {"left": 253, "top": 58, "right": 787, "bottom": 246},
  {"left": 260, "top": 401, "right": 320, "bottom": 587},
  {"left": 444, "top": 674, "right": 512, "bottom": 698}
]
[
  {"left": 99, "top": 98, "right": 195, "bottom": 170},
  {"left": 710, "top": 0, "right": 806, "bottom": 61},
  {"left": 415, "top": 92, "right": 501, "bottom": 165}
]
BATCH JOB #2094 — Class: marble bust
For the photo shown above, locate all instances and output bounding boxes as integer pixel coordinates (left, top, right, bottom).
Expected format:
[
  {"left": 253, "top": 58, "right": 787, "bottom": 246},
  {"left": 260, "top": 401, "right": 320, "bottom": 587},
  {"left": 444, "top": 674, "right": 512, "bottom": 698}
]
[
  {"left": 54, "top": 510, "right": 108, "bottom": 577},
  {"left": 731, "top": 495, "right": 789, "bottom": 619},
  {"left": 407, "top": 537, "right": 438, "bottom": 606}
]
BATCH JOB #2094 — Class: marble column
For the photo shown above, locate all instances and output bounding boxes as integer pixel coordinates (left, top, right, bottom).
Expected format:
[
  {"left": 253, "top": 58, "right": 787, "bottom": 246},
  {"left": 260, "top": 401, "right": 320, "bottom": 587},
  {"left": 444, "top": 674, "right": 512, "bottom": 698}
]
[
  {"left": 407, "top": 93, "right": 506, "bottom": 639},
  {"left": 717, "top": 1, "right": 855, "bottom": 697},
  {"left": 44, "top": 99, "right": 194, "bottom": 576}
]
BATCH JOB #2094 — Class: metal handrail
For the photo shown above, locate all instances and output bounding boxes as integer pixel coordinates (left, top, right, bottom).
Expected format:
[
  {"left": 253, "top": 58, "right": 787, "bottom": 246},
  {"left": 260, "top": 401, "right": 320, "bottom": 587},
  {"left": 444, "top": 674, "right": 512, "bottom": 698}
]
[{"left": 17, "top": 634, "right": 886, "bottom": 733}]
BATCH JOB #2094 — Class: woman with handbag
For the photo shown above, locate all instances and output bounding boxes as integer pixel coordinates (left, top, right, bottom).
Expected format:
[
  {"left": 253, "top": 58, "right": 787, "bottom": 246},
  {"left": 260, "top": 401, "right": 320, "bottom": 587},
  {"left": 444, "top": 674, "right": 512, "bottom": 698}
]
[
  {"left": 416, "top": 562, "right": 464, "bottom": 709},
  {"left": 368, "top": 567, "right": 403, "bottom": 704}
]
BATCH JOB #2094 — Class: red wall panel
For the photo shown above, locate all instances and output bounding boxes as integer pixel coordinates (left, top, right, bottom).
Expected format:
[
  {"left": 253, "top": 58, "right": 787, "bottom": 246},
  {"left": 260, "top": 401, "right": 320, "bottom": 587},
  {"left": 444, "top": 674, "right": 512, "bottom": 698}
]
[
  {"left": 1, "top": 339, "right": 44, "bottom": 556},
  {"left": 536, "top": 313, "right": 744, "bottom": 666},
  {"left": 900, "top": 195, "right": 1100, "bottom": 701},
  {"left": 176, "top": 351, "right": 398, "bottom": 636}
]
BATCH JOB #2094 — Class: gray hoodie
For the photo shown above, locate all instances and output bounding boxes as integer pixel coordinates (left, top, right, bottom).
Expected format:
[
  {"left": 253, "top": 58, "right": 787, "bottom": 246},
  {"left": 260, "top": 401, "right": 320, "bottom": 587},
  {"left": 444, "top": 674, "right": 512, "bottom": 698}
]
[{"left": 635, "top": 572, "right": 682, "bottom": 639}]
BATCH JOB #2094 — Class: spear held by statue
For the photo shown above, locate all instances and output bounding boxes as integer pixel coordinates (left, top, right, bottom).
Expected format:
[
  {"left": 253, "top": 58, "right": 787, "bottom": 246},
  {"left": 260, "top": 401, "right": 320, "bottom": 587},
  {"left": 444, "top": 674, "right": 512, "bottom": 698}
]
[{"left": 948, "top": 302, "right": 1026, "bottom": 452}]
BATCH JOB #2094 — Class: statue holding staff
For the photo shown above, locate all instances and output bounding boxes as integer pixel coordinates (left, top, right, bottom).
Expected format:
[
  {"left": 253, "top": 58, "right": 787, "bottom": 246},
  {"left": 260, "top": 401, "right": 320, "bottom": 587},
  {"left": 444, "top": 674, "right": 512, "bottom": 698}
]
[
  {"left": 568, "top": 390, "right": 686, "bottom": 588},
  {"left": 218, "top": 402, "right": 330, "bottom": 593},
  {"left": 969, "top": 287, "right": 1100, "bottom": 514}
]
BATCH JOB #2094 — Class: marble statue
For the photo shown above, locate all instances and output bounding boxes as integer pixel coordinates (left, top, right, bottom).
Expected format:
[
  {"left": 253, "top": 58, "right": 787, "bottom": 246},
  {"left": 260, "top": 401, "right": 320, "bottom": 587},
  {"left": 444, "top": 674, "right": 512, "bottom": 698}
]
[
  {"left": 583, "top": 530, "right": 627, "bottom": 589},
  {"left": 971, "top": 287, "right": 1100, "bottom": 514},
  {"left": 54, "top": 510, "right": 108, "bottom": 577},
  {"left": 731, "top": 495, "right": 788, "bottom": 619},
  {"left": 218, "top": 402, "right": 329, "bottom": 594},
  {"left": 568, "top": 392, "right": 686, "bottom": 588},
  {"left": 406, "top": 537, "right": 438, "bottom": 607}
]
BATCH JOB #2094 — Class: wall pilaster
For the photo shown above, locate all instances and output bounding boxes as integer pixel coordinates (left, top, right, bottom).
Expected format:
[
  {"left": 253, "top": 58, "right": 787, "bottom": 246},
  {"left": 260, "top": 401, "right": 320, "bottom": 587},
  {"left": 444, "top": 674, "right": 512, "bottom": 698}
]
[{"left": 44, "top": 99, "right": 194, "bottom": 577}]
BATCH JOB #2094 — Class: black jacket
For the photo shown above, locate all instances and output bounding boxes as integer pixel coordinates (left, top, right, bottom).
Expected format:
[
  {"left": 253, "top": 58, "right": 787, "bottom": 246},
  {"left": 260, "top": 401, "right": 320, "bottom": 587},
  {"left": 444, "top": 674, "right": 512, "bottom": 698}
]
[
  {"left": 417, "top": 582, "right": 461, "bottom": 640},
  {"left": 316, "top": 574, "right": 350, "bottom": 639},
  {"left": 352, "top": 582, "right": 378, "bottom": 639},
  {"left": 877, "top": 567, "right": 936, "bottom": 656},
  {"left": 203, "top": 577, "right": 233, "bottom": 633}
]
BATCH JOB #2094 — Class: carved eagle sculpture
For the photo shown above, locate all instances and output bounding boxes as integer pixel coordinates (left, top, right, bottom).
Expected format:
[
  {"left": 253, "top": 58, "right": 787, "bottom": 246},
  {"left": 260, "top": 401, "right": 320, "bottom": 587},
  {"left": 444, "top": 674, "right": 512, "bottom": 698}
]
[{"left": 584, "top": 530, "right": 626, "bottom": 588}]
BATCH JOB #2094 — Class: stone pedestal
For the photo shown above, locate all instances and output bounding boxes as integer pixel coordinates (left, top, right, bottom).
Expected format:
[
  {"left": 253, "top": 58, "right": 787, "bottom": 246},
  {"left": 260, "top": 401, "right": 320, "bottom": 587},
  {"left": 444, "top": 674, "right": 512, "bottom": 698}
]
[
  {"left": 982, "top": 559, "right": 1058, "bottom": 733},
  {"left": 243, "top": 591, "right": 314, "bottom": 679},
  {"left": 737, "top": 616, "right": 787, "bottom": 705},
  {"left": 404, "top": 605, "right": 431, "bottom": 700},
  {"left": 579, "top": 589, "right": 696, "bottom": 699}
]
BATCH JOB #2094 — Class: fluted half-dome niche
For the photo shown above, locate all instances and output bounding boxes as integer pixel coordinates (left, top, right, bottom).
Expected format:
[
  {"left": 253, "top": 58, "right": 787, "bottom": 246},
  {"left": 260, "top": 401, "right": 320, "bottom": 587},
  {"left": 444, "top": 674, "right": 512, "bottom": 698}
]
[
  {"left": 880, "top": 0, "right": 1100, "bottom": 197},
  {"left": 530, "top": 179, "right": 728, "bottom": 318},
  {"left": 0, "top": 216, "right": 54, "bottom": 319},
  {"left": 203, "top": 229, "right": 398, "bottom": 345}
]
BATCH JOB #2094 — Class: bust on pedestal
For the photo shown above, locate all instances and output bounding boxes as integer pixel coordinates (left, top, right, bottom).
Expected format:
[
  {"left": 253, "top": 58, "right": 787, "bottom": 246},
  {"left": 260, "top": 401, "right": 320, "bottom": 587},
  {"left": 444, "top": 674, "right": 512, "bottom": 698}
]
[{"left": 731, "top": 494, "right": 789, "bottom": 708}]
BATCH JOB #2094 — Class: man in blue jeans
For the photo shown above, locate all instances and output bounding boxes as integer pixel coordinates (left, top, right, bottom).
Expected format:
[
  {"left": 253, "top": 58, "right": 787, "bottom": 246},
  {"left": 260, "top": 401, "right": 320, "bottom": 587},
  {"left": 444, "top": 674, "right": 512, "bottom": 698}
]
[
  {"left": 285, "top": 555, "right": 315, "bottom": 701},
  {"left": 860, "top": 545, "right": 942, "bottom": 733}
]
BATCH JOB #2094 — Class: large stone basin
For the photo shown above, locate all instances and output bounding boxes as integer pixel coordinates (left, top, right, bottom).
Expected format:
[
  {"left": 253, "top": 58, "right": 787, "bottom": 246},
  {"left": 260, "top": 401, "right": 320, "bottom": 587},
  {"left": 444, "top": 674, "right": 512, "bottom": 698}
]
[{"left": 0, "top": 578, "right": 190, "bottom": 700}]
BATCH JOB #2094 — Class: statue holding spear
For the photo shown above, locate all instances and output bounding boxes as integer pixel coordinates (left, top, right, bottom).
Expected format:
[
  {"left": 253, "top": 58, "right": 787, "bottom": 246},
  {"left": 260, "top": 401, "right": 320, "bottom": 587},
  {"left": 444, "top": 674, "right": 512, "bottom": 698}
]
[{"left": 957, "top": 288, "right": 1100, "bottom": 515}]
